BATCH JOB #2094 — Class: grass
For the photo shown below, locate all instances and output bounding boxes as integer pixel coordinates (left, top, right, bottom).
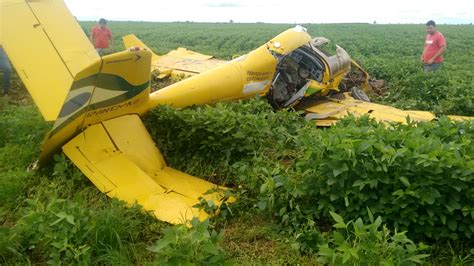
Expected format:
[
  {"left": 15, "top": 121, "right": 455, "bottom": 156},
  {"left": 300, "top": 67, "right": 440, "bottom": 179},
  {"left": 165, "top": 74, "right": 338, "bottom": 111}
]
[{"left": 222, "top": 214, "right": 317, "bottom": 264}]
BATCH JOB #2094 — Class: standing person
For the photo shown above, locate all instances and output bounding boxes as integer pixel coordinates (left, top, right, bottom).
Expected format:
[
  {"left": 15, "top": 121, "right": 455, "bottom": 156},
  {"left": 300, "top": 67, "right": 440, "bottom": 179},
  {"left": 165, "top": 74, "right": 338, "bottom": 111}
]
[
  {"left": 0, "top": 46, "right": 12, "bottom": 96},
  {"left": 90, "top": 18, "right": 113, "bottom": 56},
  {"left": 421, "top": 20, "right": 446, "bottom": 72}
]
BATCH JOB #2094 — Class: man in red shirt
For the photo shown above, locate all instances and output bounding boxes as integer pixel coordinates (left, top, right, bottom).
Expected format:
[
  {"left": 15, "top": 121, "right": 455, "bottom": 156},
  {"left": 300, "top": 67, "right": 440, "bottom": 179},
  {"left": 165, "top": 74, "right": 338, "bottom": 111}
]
[
  {"left": 90, "top": 18, "right": 113, "bottom": 56},
  {"left": 421, "top": 20, "right": 446, "bottom": 72}
]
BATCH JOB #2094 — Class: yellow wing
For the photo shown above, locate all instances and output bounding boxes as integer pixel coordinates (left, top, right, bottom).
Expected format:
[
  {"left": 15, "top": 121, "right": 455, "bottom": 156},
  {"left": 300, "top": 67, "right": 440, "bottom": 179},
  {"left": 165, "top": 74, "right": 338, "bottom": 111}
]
[
  {"left": 123, "top": 34, "right": 226, "bottom": 78},
  {"left": 299, "top": 93, "right": 473, "bottom": 126},
  {"left": 63, "top": 115, "right": 230, "bottom": 224},
  {"left": 0, "top": 0, "right": 99, "bottom": 120}
]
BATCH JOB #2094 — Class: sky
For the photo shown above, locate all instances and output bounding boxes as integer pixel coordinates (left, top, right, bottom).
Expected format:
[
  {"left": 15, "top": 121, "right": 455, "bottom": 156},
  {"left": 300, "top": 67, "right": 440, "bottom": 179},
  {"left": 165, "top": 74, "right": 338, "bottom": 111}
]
[{"left": 65, "top": 0, "right": 474, "bottom": 24}]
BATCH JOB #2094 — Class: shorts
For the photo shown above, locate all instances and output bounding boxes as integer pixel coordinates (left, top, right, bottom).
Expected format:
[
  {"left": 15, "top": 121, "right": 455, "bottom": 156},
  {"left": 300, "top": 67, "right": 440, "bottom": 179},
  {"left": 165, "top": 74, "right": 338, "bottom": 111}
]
[
  {"left": 424, "top": 62, "right": 442, "bottom": 72},
  {"left": 96, "top": 48, "right": 106, "bottom": 56}
]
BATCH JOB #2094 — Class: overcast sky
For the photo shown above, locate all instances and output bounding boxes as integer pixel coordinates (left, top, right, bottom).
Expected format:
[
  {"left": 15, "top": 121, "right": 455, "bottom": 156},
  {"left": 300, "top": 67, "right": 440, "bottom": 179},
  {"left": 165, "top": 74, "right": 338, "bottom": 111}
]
[{"left": 65, "top": 0, "right": 474, "bottom": 24}]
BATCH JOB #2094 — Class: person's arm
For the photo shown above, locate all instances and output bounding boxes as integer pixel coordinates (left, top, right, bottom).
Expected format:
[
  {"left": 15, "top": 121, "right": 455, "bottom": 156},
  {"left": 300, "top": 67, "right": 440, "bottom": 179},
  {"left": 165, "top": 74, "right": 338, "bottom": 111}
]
[
  {"left": 426, "top": 45, "right": 446, "bottom": 64},
  {"left": 420, "top": 38, "right": 427, "bottom": 62}
]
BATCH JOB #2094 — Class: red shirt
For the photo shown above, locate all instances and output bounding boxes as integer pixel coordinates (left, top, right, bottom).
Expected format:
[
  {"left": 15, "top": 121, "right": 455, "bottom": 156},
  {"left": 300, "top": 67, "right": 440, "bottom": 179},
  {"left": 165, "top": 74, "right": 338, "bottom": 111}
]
[
  {"left": 422, "top": 31, "right": 446, "bottom": 63},
  {"left": 91, "top": 26, "right": 112, "bottom": 49}
]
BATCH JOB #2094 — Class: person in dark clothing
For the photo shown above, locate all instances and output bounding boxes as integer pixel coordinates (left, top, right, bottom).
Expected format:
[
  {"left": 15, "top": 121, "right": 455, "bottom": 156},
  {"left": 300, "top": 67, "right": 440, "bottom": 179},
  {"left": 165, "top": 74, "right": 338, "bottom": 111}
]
[{"left": 0, "top": 46, "right": 12, "bottom": 95}]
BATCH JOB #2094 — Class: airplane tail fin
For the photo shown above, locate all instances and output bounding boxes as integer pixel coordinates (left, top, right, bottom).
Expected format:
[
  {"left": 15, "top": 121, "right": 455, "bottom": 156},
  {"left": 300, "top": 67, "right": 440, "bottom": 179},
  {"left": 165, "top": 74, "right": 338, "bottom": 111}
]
[
  {"left": 123, "top": 34, "right": 160, "bottom": 60},
  {"left": 39, "top": 49, "right": 153, "bottom": 163},
  {"left": 29, "top": 40, "right": 232, "bottom": 225},
  {"left": 37, "top": 48, "right": 233, "bottom": 225},
  {"left": 1, "top": 0, "right": 100, "bottom": 121}
]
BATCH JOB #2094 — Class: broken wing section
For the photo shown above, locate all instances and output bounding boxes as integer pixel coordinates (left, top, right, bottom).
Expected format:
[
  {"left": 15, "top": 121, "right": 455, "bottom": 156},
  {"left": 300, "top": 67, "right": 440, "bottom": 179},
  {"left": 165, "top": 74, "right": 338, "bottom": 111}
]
[
  {"left": 63, "top": 114, "right": 231, "bottom": 224},
  {"left": 300, "top": 93, "right": 472, "bottom": 126},
  {"left": 123, "top": 34, "right": 226, "bottom": 79},
  {"left": 1, "top": 0, "right": 99, "bottom": 120}
]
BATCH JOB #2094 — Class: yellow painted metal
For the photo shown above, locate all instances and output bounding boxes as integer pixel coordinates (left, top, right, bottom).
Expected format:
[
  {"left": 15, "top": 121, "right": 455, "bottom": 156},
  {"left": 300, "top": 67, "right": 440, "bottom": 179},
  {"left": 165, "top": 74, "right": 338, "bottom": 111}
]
[
  {"left": 147, "top": 27, "right": 312, "bottom": 109},
  {"left": 38, "top": 49, "right": 152, "bottom": 164},
  {"left": 446, "top": 115, "right": 474, "bottom": 122},
  {"left": 0, "top": 0, "right": 99, "bottom": 120},
  {"left": 304, "top": 68, "right": 347, "bottom": 97},
  {"left": 323, "top": 73, "right": 347, "bottom": 95},
  {"left": 266, "top": 26, "right": 312, "bottom": 55},
  {"left": 305, "top": 80, "right": 327, "bottom": 96},
  {"left": 123, "top": 34, "right": 225, "bottom": 79},
  {"left": 122, "top": 34, "right": 159, "bottom": 61},
  {"left": 303, "top": 93, "right": 440, "bottom": 125},
  {"left": 63, "top": 115, "right": 230, "bottom": 224},
  {"left": 350, "top": 60, "right": 371, "bottom": 92}
]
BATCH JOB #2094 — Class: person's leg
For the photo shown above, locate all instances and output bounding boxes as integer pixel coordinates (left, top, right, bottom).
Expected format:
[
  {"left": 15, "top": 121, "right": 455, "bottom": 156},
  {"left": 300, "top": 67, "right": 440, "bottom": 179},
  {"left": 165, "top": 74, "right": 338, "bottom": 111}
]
[
  {"left": 424, "top": 62, "right": 442, "bottom": 72},
  {"left": 424, "top": 64, "right": 431, "bottom": 72},
  {"left": 96, "top": 48, "right": 104, "bottom": 56},
  {"left": 431, "top": 62, "right": 442, "bottom": 71},
  {"left": 0, "top": 56, "right": 12, "bottom": 95},
  {"left": 2, "top": 69, "right": 11, "bottom": 95}
]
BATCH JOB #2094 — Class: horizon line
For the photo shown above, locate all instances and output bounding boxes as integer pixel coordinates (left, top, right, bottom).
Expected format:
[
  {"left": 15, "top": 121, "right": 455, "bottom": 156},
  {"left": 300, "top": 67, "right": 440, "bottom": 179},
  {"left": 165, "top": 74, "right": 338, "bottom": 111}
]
[{"left": 77, "top": 20, "right": 474, "bottom": 25}]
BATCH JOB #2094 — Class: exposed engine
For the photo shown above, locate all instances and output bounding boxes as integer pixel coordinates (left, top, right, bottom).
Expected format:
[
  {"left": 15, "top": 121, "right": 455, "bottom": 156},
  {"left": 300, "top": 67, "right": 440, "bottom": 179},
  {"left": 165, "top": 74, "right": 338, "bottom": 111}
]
[{"left": 268, "top": 46, "right": 325, "bottom": 108}]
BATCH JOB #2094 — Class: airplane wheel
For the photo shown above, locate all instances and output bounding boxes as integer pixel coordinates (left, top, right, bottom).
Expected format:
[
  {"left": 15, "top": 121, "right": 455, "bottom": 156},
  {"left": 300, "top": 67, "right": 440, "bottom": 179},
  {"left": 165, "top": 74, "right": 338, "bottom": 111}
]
[{"left": 350, "top": 87, "right": 370, "bottom": 102}]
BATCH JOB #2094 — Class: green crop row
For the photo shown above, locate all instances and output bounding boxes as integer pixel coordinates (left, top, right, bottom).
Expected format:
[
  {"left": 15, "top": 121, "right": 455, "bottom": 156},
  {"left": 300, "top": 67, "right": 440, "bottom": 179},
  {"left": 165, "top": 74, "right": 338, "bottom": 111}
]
[
  {"left": 146, "top": 98, "right": 474, "bottom": 245},
  {"left": 86, "top": 21, "right": 473, "bottom": 116},
  {"left": 2, "top": 22, "right": 473, "bottom": 264}
]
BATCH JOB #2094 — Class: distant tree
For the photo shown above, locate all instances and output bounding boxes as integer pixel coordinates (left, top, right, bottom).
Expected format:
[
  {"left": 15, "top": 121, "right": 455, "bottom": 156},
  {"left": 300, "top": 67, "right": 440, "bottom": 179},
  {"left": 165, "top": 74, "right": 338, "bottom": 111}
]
[
  {"left": 373, "top": 20, "right": 377, "bottom": 24},
  {"left": 229, "top": 19, "right": 234, "bottom": 23}
]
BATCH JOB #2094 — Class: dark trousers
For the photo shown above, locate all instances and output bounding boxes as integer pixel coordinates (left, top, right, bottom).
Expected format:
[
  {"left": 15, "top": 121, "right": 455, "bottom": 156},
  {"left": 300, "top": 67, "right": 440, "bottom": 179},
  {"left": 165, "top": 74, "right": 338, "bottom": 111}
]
[{"left": 0, "top": 51, "right": 12, "bottom": 94}]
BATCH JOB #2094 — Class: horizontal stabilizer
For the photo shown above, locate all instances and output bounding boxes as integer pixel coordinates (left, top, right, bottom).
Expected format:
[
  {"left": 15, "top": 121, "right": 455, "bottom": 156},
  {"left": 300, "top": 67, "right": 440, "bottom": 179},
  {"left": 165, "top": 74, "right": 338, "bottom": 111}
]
[
  {"left": 62, "top": 114, "right": 230, "bottom": 224},
  {"left": 122, "top": 34, "right": 225, "bottom": 78}
]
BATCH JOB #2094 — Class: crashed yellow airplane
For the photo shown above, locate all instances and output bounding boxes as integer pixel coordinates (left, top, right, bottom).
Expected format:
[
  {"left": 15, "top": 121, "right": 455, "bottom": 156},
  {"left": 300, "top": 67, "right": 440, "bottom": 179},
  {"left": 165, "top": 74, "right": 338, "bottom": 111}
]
[{"left": 1, "top": 0, "right": 471, "bottom": 224}]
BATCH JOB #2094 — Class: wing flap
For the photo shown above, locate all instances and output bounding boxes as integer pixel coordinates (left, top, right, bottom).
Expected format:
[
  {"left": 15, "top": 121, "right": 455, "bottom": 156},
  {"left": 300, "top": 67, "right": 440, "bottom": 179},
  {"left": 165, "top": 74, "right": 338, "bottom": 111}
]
[
  {"left": 301, "top": 93, "right": 438, "bottom": 126},
  {"left": 447, "top": 115, "right": 474, "bottom": 121},
  {"left": 62, "top": 114, "right": 230, "bottom": 224}
]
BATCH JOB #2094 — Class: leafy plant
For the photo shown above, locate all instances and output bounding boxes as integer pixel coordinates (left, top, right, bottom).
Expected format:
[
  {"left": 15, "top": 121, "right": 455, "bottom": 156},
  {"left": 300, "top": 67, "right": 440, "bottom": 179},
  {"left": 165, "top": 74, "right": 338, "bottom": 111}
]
[
  {"left": 316, "top": 211, "right": 430, "bottom": 265},
  {"left": 13, "top": 198, "right": 93, "bottom": 264},
  {"left": 148, "top": 218, "right": 227, "bottom": 265},
  {"left": 267, "top": 116, "right": 474, "bottom": 242},
  {"left": 194, "top": 188, "right": 235, "bottom": 220}
]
